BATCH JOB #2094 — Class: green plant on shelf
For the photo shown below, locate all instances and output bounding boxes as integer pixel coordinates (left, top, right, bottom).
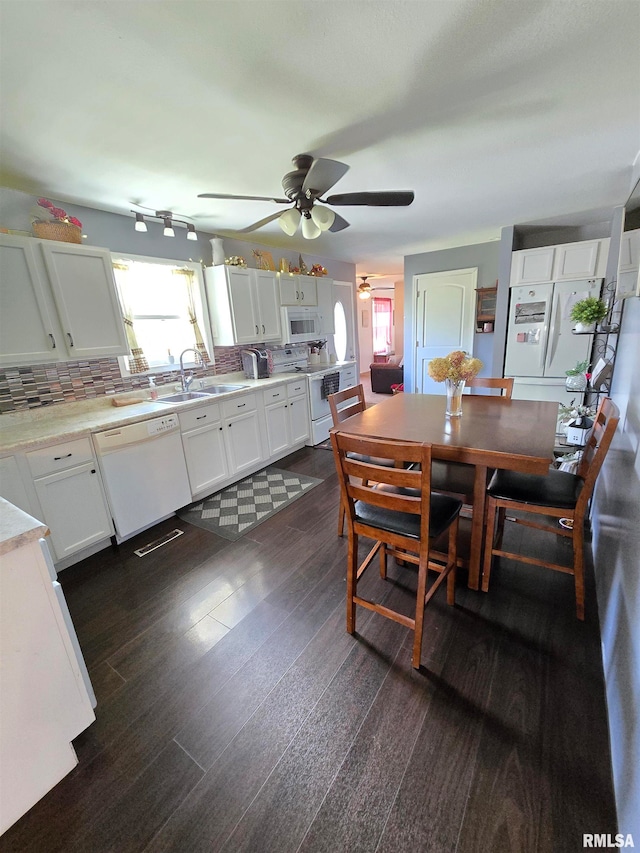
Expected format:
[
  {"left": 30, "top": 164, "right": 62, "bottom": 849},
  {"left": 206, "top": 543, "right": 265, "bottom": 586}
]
[
  {"left": 570, "top": 297, "right": 608, "bottom": 325},
  {"left": 565, "top": 359, "right": 590, "bottom": 377}
]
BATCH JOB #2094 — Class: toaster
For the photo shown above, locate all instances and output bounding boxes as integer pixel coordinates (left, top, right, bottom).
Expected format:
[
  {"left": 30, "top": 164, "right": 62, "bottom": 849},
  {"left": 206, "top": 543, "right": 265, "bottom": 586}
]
[{"left": 241, "top": 348, "right": 269, "bottom": 380}]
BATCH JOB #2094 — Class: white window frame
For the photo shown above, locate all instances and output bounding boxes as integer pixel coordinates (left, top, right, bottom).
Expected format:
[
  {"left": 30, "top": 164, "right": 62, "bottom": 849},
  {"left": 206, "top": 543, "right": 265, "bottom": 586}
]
[{"left": 111, "top": 252, "right": 213, "bottom": 377}]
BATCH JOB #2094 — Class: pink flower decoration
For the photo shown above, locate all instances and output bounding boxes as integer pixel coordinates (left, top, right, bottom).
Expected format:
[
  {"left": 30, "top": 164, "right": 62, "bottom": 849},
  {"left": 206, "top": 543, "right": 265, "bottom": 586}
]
[
  {"left": 37, "top": 198, "right": 54, "bottom": 209},
  {"left": 68, "top": 216, "right": 82, "bottom": 228}
]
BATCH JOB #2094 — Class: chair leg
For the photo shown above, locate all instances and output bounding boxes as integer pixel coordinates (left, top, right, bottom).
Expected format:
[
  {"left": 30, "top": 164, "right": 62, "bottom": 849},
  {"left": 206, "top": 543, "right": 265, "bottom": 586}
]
[
  {"left": 447, "top": 519, "right": 458, "bottom": 605},
  {"left": 337, "top": 499, "right": 345, "bottom": 537},
  {"left": 482, "top": 497, "right": 498, "bottom": 592},
  {"left": 412, "top": 556, "right": 429, "bottom": 669},
  {"left": 379, "top": 543, "right": 387, "bottom": 579},
  {"left": 495, "top": 505, "right": 507, "bottom": 549},
  {"left": 346, "top": 533, "right": 358, "bottom": 634},
  {"left": 573, "top": 522, "right": 585, "bottom": 621}
]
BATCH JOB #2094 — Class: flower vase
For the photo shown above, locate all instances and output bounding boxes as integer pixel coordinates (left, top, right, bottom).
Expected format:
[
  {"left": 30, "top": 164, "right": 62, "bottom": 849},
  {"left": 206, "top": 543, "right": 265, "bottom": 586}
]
[
  {"left": 565, "top": 373, "right": 587, "bottom": 392},
  {"left": 445, "top": 378, "right": 465, "bottom": 417}
]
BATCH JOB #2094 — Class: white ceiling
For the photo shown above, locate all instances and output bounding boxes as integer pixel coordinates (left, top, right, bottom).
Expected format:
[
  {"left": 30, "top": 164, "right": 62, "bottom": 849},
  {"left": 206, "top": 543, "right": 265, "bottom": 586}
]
[{"left": 1, "top": 0, "right": 639, "bottom": 280}]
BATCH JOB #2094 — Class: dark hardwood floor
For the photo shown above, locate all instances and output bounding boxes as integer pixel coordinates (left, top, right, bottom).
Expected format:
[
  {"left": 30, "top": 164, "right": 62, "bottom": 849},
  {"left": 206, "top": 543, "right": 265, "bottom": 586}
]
[{"left": 1, "top": 446, "right": 617, "bottom": 852}]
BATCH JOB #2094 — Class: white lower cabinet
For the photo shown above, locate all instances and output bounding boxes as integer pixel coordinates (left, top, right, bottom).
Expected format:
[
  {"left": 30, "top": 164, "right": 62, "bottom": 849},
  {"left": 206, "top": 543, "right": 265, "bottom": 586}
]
[
  {"left": 262, "top": 381, "right": 309, "bottom": 457},
  {"left": 224, "top": 408, "right": 263, "bottom": 475},
  {"left": 25, "top": 437, "right": 113, "bottom": 562},
  {"left": 179, "top": 403, "right": 229, "bottom": 497}
]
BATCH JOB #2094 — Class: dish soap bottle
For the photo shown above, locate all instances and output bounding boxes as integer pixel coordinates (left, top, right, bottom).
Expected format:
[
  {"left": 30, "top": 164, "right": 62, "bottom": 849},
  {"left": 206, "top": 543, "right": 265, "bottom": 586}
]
[{"left": 149, "top": 377, "right": 158, "bottom": 400}]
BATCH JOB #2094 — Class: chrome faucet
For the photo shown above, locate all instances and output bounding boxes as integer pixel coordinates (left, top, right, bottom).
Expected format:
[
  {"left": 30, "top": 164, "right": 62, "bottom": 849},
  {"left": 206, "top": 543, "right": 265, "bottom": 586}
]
[{"left": 179, "top": 348, "right": 202, "bottom": 392}]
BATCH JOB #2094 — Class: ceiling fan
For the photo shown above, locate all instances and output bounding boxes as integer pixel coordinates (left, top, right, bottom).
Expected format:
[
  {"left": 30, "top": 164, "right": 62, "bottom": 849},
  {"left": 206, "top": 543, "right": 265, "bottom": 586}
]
[
  {"left": 357, "top": 275, "right": 396, "bottom": 299},
  {"left": 198, "top": 154, "right": 414, "bottom": 239}
]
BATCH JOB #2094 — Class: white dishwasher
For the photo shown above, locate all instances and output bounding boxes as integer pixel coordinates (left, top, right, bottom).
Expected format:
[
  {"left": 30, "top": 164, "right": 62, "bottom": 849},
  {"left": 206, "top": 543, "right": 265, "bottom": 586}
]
[{"left": 93, "top": 414, "right": 192, "bottom": 541}]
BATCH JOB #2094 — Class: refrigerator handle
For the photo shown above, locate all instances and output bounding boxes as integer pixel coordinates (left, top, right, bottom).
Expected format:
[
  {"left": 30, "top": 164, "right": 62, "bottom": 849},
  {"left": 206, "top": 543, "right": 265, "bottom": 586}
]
[{"left": 545, "top": 291, "right": 561, "bottom": 371}]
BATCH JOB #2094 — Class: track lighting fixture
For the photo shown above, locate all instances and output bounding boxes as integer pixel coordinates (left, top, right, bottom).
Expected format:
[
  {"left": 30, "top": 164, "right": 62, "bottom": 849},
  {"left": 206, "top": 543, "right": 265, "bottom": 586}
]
[{"left": 131, "top": 208, "right": 197, "bottom": 241}]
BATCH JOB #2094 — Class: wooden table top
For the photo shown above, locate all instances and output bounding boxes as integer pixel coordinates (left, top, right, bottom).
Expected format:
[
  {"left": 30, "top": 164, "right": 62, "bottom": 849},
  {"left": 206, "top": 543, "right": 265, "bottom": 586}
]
[{"left": 335, "top": 393, "right": 559, "bottom": 475}]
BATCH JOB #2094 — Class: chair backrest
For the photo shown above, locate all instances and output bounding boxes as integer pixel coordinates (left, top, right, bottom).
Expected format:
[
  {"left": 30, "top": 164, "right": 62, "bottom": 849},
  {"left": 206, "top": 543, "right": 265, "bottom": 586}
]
[
  {"left": 575, "top": 398, "right": 619, "bottom": 503},
  {"left": 466, "top": 377, "right": 514, "bottom": 398},
  {"left": 328, "top": 384, "right": 367, "bottom": 427},
  {"left": 330, "top": 431, "right": 433, "bottom": 546}
]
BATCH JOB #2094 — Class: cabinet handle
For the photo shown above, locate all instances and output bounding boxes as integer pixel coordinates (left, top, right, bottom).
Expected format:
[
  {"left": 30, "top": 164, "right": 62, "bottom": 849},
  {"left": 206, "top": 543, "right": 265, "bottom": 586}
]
[
  {"left": 67, "top": 332, "right": 74, "bottom": 347},
  {"left": 237, "top": 403, "right": 246, "bottom": 408},
  {"left": 296, "top": 291, "right": 299, "bottom": 300},
  {"left": 196, "top": 414, "right": 207, "bottom": 420},
  {"left": 54, "top": 453, "right": 73, "bottom": 460},
  {"left": 301, "top": 291, "right": 304, "bottom": 301},
  {"left": 219, "top": 427, "right": 223, "bottom": 431},
  {"left": 262, "top": 324, "right": 265, "bottom": 334},
  {"left": 49, "top": 333, "right": 56, "bottom": 349},
  {"left": 255, "top": 324, "right": 259, "bottom": 334},
  {"left": 273, "top": 393, "right": 280, "bottom": 398},
  {"left": 91, "top": 468, "right": 96, "bottom": 474}
]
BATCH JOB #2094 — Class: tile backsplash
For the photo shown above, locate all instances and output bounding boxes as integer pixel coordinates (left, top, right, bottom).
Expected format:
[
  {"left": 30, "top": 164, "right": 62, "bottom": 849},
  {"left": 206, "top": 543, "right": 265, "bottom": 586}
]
[{"left": 0, "top": 346, "right": 249, "bottom": 413}]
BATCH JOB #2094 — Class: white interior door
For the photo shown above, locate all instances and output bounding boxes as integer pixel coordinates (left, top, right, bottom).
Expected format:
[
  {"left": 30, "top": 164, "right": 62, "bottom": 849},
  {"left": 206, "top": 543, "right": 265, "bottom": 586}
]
[
  {"left": 332, "top": 281, "right": 357, "bottom": 364},
  {"left": 413, "top": 268, "right": 477, "bottom": 394}
]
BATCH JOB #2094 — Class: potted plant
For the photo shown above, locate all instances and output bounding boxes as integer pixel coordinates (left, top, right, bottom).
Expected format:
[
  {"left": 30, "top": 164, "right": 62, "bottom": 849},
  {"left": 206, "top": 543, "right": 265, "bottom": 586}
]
[
  {"left": 570, "top": 297, "right": 608, "bottom": 332},
  {"left": 565, "top": 359, "right": 590, "bottom": 392}
]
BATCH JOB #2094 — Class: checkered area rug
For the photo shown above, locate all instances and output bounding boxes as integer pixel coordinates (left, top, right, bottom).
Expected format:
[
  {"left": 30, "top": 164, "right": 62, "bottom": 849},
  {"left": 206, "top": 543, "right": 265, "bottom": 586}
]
[{"left": 177, "top": 467, "right": 322, "bottom": 540}]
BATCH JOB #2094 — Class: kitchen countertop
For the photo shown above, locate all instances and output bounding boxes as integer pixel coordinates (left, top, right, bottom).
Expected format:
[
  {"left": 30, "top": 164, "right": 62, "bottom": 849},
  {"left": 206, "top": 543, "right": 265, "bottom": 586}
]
[
  {"left": 0, "top": 366, "right": 354, "bottom": 454},
  {"left": 0, "top": 497, "right": 48, "bottom": 557}
]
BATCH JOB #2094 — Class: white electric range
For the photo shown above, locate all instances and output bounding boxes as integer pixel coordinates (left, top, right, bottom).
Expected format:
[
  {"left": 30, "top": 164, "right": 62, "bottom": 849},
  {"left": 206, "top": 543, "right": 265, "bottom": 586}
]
[{"left": 268, "top": 345, "right": 358, "bottom": 445}]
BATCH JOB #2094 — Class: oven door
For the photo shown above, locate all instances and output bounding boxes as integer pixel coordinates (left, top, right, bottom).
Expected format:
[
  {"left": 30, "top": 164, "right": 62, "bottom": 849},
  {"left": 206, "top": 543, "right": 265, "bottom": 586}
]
[{"left": 308, "top": 374, "right": 331, "bottom": 421}]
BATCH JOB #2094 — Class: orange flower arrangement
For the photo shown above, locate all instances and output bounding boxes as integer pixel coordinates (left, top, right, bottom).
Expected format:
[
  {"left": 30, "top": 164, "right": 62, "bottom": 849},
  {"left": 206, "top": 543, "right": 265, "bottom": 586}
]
[{"left": 428, "top": 350, "right": 483, "bottom": 383}]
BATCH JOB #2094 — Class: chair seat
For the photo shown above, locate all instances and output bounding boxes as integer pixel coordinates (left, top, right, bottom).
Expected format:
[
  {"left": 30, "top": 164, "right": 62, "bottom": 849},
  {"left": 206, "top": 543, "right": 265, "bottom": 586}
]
[
  {"left": 431, "top": 460, "right": 475, "bottom": 499},
  {"left": 355, "top": 486, "right": 462, "bottom": 540},
  {"left": 346, "top": 451, "right": 396, "bottom": 467},
  {"left": 487, "top": 468, "right": 583, "bottom": 509}
]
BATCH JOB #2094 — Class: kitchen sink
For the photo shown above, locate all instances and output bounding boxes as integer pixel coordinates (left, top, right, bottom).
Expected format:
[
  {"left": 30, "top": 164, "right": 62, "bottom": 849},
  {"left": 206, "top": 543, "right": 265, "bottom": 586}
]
[
  {"left": 157, "top": 391, "right": 210, "bottom": 403},
  {"left": 198, "top": 384, "right": 249, "bottom": 394}
]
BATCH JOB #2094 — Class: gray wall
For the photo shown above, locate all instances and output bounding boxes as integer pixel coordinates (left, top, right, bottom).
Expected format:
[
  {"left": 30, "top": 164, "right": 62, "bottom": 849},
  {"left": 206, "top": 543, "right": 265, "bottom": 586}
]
[
  {"left": 0, "top": 187, "right": 356, "bottom": 284},
  {"left": 403, "top": 240, "right": 501, "bottom": 392}
]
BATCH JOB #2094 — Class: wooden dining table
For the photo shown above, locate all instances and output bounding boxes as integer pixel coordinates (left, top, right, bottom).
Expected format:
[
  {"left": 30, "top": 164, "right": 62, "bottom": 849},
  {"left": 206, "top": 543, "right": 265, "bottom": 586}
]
[{"left": 333, "top": 392, "right": 559, "bottom": 590}]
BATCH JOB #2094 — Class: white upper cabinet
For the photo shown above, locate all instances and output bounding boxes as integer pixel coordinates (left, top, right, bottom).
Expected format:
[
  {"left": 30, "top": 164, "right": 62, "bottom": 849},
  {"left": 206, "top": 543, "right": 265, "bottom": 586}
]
[
  {"left": 0, "top": 234, "right": 128, "bottom": 366},
  {"left": 278, "top": 274, "right": 318, "bottom": 306},
  {"left": 205, "top": 265, "right": 282, "bottom": 346},
  {"left": 618, "top": 228, "right": 640, "bottom": 273},
  {"left": 510, "top": 238, "right": 609, "bottom": 286}
]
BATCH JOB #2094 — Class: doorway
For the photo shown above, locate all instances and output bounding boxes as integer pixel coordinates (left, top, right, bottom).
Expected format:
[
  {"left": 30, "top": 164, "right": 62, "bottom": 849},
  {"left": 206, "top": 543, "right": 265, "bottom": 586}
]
[
  {"left": 333, "top": 280, "right": 357, "bottom": 363},
  {"left": 413, "top": 267, "right": 477, "bottom": 393}
]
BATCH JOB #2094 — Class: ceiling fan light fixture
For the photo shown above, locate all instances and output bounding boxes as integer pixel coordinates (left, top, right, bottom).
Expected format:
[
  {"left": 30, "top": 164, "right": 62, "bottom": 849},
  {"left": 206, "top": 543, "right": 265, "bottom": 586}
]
[
  {"left": 186, "top": 223, "right": 198, "bottom": 241},
  {"left": 310, "top": 205, "right": 335, "bottom": 232},
  {"left": 163, "top": 217, "right": 175, "bottom": 237},
  {"left": 301, "top": 213, "right": 321, "bottom": 240},
  {"left": 134, "top": 212, "right": 147, "bottom": 233},
  {"left": 279, "top": 207, "right": 301, "bottom": 236}
]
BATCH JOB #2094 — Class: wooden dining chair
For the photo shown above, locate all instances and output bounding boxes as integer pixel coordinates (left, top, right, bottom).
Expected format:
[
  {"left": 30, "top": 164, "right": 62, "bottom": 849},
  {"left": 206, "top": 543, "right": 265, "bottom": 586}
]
[
  {"left": 466, "top": 376, "right": 514, "bottom": 398},
  {"left": 331, "top": 431, "right": 462, "bottom": 669},
  {"left": 431, "top": 377, "right": 514, "bottom": 505},
  {"left": 328, "top": 385, "right": 396, "bottom": 536},
  {"left": 481, "top": 397, "right": 619, "bottom": 619}
]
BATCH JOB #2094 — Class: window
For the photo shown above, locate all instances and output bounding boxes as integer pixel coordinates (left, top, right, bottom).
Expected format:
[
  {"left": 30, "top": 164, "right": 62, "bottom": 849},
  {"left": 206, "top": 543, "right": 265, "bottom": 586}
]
[
  {"left": 112, "top": 254, "right": 212, "bottom": 374},
  {"left": 334, "top": 300, "right": 348, "bottom": 362},
  {"left": 372, "top": 297, "right": 393, "bottom": 354}
]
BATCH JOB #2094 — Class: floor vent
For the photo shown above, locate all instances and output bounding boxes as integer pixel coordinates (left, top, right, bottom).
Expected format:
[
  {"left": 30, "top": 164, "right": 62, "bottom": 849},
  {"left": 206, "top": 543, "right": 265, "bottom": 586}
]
[{"left": 135, "top": 528, "right": 184, "bottom": 557}]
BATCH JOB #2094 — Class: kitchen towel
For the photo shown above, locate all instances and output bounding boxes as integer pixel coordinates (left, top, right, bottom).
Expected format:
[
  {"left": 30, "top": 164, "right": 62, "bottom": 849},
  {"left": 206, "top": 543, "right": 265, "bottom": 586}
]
[
  {"left": 176, "top": 466, "right": 322, "bottom": 540},
  {"left": 321, "top": 371, "right": 340, "bottom": 400}
]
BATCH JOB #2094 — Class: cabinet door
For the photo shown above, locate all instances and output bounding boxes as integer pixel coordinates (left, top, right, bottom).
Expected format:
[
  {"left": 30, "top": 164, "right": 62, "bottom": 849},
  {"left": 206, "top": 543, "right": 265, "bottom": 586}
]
[
  {"left": 298, "top": 275, "right": 318, "bottom": 306},
  {"left": 227, "top": 267, "right": 260, "bottom": 344},
  {"left": 33, "top": 462, "right": 113, "bottom": 560},
  {"left": 182, "top": 423, "right": 229, "bottom": 496},
  {"left": 253, "top": 270, "right": 282, "bottom": 341},
  {"left": 288, "top": 397, "right": 309, "bottom": 445},
  {"left": 224, "top": 410, "right": 264, "bottom": 475},
  {"left": 619, "top": 229, "right": 640, "bottom": 273},
  {"left": 279, "top": 274, "right": 300, "bottom": 306},
  {"left": 40, "top": 242, "right": 128, "bottom": 358},
  {"left": 553, "top": 240, "right": 600, "bottom": 280},
  {"left": 511, "top": 248, "right": 555, "bottom": 285},
  {"left": 315, "top": 278, "right": 335, "bottom": 333},
  {"left": 0, "top": 235, "right": 62, "bottom": 366},
  {"left": 264, "top": 401, "right": 291, "bottom": 457}
]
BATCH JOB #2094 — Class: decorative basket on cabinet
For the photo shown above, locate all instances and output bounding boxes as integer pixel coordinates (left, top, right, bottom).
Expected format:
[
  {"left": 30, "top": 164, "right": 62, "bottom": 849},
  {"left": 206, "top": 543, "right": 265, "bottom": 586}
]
[{"left": 32, "top": 220, "right": 82, "bottom": 244}]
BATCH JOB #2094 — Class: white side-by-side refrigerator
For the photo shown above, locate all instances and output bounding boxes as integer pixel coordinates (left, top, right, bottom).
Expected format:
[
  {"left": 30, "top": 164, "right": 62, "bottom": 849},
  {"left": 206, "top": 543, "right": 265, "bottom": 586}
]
[{"left": 504, "top": 278, "right": 602, "bottom": 406}]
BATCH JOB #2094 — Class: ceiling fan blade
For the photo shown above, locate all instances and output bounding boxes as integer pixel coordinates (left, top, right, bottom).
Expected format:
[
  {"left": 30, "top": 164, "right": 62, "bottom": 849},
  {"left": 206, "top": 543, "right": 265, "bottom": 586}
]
[
  {"left": 302, "top": 158, "right": 350, "bottom": 197},
  {"left": 329, "top": 212, "right": 350, "bottom": 232},
  {"left": 198, "top": 193, "right": 290, "bottom": 204},
  {"left": 325, "top": 191, "right": 415, "bottom": 207},
  {"left": 236, "top": 211, "right": 285, "bottom": 233}
]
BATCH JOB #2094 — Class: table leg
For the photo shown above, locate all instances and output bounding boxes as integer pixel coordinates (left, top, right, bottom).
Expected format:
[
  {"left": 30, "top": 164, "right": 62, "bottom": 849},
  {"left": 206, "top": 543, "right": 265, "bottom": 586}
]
[{"left": 468, "top": 465, "right": 488, "bottom": 590}]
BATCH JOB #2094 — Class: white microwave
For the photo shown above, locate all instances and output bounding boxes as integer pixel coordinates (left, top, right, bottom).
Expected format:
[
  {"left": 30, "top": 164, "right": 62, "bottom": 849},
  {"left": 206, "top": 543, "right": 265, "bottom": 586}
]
[{"left": 281, "top": 306, "right": 324, "bottom": 343}]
